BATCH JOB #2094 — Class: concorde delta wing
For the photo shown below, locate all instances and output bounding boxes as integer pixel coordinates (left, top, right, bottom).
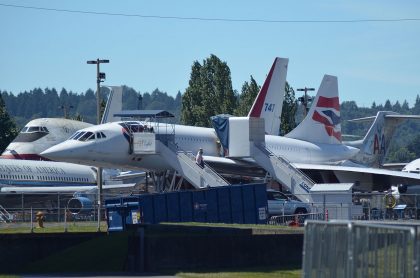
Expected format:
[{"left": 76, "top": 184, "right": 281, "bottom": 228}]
[{"left": 155, "top": 141, "right": 229, "bottom": 189}]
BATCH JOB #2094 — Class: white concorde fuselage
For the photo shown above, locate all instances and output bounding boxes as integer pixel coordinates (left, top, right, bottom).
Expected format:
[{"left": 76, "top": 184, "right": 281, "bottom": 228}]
[{"left": 41, "top": 121, "right": 359, "bottom": 171}]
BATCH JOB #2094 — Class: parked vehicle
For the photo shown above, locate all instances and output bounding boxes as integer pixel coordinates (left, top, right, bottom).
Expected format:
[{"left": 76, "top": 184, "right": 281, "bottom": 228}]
[{"left": 267, "top": 189, "right": 311, "bottom": 216}]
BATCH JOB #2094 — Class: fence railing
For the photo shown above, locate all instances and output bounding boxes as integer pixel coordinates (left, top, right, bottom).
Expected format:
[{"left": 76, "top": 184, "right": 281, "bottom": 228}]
[
  {"left": 303, "top": 221, "right": 418, "bottom": 278},
  {"left": 2, "top": 191, "right": 420, "bottom": 232}
]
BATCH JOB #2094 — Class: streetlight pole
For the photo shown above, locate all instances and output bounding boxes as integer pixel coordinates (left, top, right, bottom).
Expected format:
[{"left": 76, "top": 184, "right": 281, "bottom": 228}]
[
  {"left": 86, "top": 58, "right": 109, "bottom": 231},
  {"left": 297, "top": 87, "right": 315, "bottom": 117}
]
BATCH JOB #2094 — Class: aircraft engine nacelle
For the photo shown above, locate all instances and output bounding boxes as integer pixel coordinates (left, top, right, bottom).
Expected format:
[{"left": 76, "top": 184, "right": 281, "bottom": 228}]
[
  {"left": 398, "top": 184, "right": 420, "bottom": 195},
  {"left": 67, "top": 196, "right": 94, "bottom": 214},
  {"left": 397, "top": 184, "right": 420, "bottom": 207}
]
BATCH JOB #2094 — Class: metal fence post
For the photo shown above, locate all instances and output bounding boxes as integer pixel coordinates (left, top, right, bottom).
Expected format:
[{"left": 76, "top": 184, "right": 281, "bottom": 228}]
[
  {"left": 64, "top": 208, "right": 68, "bottom": 233},
  {"left": 30, "top": 207, "right": 33, "bottom": 233}
]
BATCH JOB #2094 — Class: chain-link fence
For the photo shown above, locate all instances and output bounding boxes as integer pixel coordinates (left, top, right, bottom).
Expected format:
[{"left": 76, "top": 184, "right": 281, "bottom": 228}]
[
  {"left": 2, "top": 191, "right": 420, "bottom": 231},
  {"left": 279, "top": 192, "right": 420, "bottom": 222},
  {"left": 0, "top": 192, "right": 121, "bottom": 232}
]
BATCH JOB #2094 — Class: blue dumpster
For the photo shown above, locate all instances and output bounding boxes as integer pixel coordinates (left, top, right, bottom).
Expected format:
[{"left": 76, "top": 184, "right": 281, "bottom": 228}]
[
  {"left": 106, "top": 202, "right": 125, "bottom": 232},
  {"left": 105, "top": 183, "right": 268, "bottom": 230}
]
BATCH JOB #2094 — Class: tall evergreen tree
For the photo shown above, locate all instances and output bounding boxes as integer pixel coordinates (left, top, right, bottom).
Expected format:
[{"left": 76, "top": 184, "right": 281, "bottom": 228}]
[
  {"left": 234, "top": 76, "right": 260, "bottom": 116},
  {"left": 402, "top": 100, "right": 410, "bottom": 112},
  {"left": 280, "top": 82, "right": 297, "bottom": 135},
  {"left": 0, "top": 94, "right": 18, "bottom": 152},
  {"left": 181, "top": 61, "right": 203, "bottom": 125},
  {"left": 181, "top": 55, "right": 235, "bottom": 127},
  {"left": 384, "top": 99, "right": 392, "bottom": 110}
]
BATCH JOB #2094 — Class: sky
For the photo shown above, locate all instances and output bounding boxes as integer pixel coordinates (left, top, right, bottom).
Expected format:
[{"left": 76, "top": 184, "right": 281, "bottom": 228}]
[{"left": 0, "top": 0, "right": 419, "bottom": 107}]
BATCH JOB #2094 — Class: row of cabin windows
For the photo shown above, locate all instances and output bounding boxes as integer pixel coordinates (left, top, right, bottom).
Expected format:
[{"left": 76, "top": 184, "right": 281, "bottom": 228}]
[
  {"left": 267, "top": 144, "right": 300, "bottom": 153},
  {"left": 177, "top": 137, "right": 213, "bottom": 143},
  {"left": 0, "top": 174, "right": 89, "bottom": 182}
]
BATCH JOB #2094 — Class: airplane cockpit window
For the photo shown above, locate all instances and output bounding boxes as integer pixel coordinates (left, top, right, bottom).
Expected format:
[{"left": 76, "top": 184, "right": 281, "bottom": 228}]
[
  {"left": 26, "top": 126, "right": 49, "bottom": 133},
  {"left": 96, "top": 132, "right": 107, "bottom": 139},
  {"left": 69, "top": 132, "right": 79, "bottom": 140},
  {"left": 71, "top": 132, "right": 85, "bottom": 140},
  {"left": 78, "top": 132, "right": 95, "bottom": 142},
  {"left": 13, "top": 126, "right": 49, "bottom": 142}
]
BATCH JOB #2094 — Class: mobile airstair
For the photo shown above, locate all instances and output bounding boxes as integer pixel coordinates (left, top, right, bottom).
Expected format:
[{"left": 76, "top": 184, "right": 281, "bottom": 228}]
[
  {"left": 155, "top": 140, "right": 230, "bottom": 189},
  {"left": 0, "top": 205, "right": 12, "bottom": 223},
  {"left": 250, "top": 143, "right": 315, "bottom": 203}
]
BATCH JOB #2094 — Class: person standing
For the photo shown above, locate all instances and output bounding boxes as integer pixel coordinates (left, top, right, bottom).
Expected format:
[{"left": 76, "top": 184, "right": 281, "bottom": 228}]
[{"left": 196, "top": 148, "right": 204, "bottom": 168}]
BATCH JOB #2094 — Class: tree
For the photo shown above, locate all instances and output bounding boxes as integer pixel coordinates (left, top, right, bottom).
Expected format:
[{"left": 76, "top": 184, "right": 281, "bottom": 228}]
[
  {"left": 181, "top": 61, "right": 203, "bottom": 126},
  {"left": 393, "top": 101, "right": 402, "bottom": 113},
  {"left": 384, "top": 99, "right": 392, "bottom": 110},
  {"left": 402, "top": 100, "right": 410, "bottom": 112},
  {"left": 280, "top": 82, "right": 297, "bottom": 135},
  {"left": 234, "top": 76, "right": 260, "bottom": 116},
  {"left": 181, "top": 55, "right": 235, "bottom": 127},
  {"left": 387, "top": 147, "right": 416, "bottom": 163},
  {"left": 412, "top": 95, "right": 420, "bottom": 115},
  {"left": 371, "top": 101, "right": 377, "bottom": 109},
  {"left": 0, "top": 94, "right": 18, "bottom": 152},
  {"left": 407, "top": 135, "right": 420, "bottom": 157}
]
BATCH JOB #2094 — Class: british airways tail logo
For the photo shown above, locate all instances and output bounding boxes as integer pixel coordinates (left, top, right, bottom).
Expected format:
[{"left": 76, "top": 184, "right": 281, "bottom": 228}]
[{"left": 312, "top": 96, "right": 341, "bottom": 141}]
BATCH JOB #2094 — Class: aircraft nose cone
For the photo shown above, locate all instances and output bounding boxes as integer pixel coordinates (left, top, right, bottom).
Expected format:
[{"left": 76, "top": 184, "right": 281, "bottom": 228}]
[{"left": 41, "top": 143, "right": 73, "bottom": 161}]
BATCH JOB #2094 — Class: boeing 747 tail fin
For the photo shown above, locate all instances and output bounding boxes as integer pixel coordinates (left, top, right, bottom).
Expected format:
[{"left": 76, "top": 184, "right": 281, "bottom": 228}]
[{"left": 248, "top": 57, "right": 289, "bottom": 135}]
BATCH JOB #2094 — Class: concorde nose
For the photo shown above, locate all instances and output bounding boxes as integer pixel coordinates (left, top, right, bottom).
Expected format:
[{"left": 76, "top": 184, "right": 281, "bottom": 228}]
[{"left": 41, "top": 142, "right": 83, "bottom": 162}]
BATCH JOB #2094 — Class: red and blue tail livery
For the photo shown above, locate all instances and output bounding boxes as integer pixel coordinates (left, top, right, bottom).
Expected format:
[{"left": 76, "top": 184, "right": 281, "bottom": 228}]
[
  {"left": 312, "top": 96, "right": 341, "bottom": 141},
  {"left": 285, "top": 75, "right": 342, "bottom": 145}
]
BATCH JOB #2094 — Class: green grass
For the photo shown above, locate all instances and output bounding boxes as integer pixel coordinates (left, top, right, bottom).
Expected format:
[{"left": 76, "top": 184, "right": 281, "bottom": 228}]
[
  {"left": 175, "top": 267, "right": 301, "bottom": 278},
  {"left": 162, "top": 222, "right": 304, "bottom": 233},
  {"left": 0, "top": 221, "right": 108, "bottom": 234}
]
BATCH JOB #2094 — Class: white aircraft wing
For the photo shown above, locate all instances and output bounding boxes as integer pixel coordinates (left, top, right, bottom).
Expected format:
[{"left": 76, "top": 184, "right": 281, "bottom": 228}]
[
  {"left": 294, "top": 163, "right": 420, "bottom": 191},
  {"left": 203, "top": 156, "right": 420, "bottom": 192}
]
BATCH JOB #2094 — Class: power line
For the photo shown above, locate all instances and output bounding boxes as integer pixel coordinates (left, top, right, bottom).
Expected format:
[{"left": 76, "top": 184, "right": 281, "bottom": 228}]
[{"left": 1, "top": 3, "right": 420, "bottom": 24}]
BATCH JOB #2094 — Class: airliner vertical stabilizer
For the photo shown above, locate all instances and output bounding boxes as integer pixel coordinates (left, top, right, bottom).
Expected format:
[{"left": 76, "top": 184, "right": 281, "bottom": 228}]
[
  {"left": 248, "top": 57, "right": 289, "bottom": 135},
  {"left": 285, "top": 75, "right": 341, "bottom": 144},
  {"left": 101, "top": 86, "right": 123, "bottom": 124}
]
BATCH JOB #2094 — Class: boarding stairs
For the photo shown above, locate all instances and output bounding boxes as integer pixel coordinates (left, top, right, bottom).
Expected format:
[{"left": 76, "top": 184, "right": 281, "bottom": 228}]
[
  {"left": 0, "top": 205, "right": 12, "bottom": 223},
  {"left": 251, "top": 143, "right": 315, "bottom": 203},
  {"left": 156, "top": 141, "right": 230, "bottom": 189}
]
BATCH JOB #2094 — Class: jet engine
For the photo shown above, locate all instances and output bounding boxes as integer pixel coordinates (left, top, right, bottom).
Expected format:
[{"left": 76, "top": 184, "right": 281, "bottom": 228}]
[{"left": 67, "top": 193, "right": 94, "bottom": 214}]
